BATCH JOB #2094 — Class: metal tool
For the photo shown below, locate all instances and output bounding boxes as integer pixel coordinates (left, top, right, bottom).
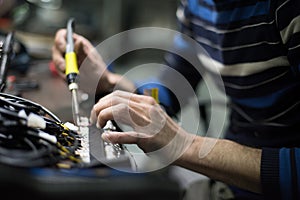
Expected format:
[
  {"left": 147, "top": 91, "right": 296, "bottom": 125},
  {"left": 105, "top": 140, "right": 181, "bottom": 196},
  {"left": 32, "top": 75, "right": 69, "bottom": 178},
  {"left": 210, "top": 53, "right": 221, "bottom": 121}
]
[{"left": 65, "top": 18, "right": 81, "bottom": 126}]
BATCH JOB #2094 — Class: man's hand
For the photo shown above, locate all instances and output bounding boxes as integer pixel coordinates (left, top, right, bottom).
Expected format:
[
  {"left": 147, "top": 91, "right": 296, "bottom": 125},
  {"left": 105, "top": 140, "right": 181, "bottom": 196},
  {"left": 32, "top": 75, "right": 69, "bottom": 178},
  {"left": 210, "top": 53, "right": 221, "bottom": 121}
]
[
  {"left": 52, "top": 29, "right": 136, "bottom": 95},
  {"left": 90, "top": 90, "right": 193, "bottom": 157},
  {"left": 90, "top": 91, "right": 262, "bottom": 194},
  {"left": 52, "top": 29, "right": 114, "bottom": 93}
]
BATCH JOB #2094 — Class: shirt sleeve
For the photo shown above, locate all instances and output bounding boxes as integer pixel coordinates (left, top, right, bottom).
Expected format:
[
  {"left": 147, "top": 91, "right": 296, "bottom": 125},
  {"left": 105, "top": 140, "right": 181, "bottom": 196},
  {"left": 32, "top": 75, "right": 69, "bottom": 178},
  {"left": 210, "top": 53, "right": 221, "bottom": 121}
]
[{"left": 261, "top": 147, "right": 300, "bottom": 200}]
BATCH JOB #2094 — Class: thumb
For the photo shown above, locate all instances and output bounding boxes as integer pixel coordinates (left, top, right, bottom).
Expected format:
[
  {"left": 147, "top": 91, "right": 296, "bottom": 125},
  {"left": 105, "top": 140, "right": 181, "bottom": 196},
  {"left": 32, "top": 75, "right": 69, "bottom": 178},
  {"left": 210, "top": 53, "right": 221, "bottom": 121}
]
[{"left": 102, "top": 131, "right": 141, "bottom": 144}]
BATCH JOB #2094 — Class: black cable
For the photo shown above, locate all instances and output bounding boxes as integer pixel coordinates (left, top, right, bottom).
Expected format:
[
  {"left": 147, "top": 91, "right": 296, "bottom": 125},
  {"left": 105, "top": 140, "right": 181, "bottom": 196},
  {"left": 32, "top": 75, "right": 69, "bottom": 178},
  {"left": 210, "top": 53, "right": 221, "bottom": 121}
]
[
  {"left": 0, "top": 92, "right": 84, "bottom": 168},
  {"left": 0, "top": 92, "right": 62, "bottom": 123}
]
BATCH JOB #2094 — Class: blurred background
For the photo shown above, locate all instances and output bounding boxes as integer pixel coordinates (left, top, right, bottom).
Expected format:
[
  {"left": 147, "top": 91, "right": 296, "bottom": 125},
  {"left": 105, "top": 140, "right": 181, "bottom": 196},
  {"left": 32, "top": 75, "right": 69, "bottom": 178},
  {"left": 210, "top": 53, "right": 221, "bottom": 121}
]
[{"left": 0, "top": 0, "right": 178, "bottom": 58}]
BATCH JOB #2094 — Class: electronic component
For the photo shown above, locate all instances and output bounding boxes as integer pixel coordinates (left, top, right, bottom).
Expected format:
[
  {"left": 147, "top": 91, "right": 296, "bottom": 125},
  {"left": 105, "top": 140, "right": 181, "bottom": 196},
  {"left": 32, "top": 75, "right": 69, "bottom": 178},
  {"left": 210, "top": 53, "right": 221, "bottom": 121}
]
[{"left": 90, "top": 120, "right": 137, "bottom": 171}]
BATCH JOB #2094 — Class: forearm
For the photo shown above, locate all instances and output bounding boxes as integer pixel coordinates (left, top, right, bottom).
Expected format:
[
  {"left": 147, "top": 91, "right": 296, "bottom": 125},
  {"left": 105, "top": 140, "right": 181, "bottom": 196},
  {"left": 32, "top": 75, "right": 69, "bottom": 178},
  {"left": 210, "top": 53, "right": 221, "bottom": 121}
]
[
  {"left": 97, "top": 72, "right": 136, "bottom": 94},
  {"left": 176, "top": 136, "right": 262, "bottom": 194}
]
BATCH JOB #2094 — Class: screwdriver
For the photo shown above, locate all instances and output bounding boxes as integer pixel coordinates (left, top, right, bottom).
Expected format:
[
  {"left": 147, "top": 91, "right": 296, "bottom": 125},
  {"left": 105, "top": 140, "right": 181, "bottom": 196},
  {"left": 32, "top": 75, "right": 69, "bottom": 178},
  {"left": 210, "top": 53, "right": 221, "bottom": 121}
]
[{"left": 65, "top": 18, "right": 81, "bottom": 126}]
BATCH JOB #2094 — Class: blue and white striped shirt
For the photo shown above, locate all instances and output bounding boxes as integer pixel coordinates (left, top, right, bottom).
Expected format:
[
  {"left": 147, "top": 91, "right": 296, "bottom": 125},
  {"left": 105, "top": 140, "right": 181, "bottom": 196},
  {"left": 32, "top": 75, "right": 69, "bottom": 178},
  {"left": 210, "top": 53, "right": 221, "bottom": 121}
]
[{"left": 136, "top": 0, "right": 300, "bottom": 199}]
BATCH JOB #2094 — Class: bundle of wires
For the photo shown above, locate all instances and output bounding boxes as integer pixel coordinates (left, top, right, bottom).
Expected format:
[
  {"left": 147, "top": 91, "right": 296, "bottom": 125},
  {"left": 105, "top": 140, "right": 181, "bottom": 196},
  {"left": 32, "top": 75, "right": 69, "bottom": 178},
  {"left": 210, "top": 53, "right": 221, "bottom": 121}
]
[{"left": 0, "top": 92, "right": 84, "bottom": 168}]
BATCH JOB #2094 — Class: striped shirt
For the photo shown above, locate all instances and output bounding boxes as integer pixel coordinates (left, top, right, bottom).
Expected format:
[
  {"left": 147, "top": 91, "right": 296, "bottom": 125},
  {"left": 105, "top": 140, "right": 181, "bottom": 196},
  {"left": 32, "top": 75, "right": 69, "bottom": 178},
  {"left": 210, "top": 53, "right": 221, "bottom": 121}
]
[{"left": 135, "top": 0, "right": 300, "bottom": 199}]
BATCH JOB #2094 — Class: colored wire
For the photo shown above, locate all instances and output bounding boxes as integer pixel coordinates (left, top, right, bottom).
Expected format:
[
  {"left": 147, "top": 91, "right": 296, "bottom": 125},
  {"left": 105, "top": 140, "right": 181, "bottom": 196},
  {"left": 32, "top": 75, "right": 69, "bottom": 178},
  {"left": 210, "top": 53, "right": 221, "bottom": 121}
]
[{"left": 0, "top": 92, "right": 84, "bottom": 168}]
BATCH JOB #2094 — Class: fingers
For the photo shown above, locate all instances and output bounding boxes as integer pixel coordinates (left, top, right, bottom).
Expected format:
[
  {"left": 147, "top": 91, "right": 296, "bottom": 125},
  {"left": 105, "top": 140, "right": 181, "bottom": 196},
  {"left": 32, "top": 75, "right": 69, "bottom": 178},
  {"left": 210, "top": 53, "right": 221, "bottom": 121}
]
[
  {"left": 92, "top": 96, "right": 151, "bottom": 128},
  {"left": 99, "top": 90, "right": 157, "bottom": 106},
  {"left": 95, "top": 90, "right": 186, "bottom": 156},
  {"left": 52, "top": 29, "right": 94, "bottom": 75},
  {"left": 90, "top": 94, "right": 121, "bottom": 125},
  {"left": 73, "top": 34, "right": 96, "bottom": 64},
  {"left": 52, "top": 29, "right": 67, "bottom": 73},
  {"left": 102, "top": 131, "right": 143, "bottom": 144},
  {"left": 96, "top": 103, "right": 128, "bottom": 128},
  {"left": 54, "top": 29, "right": 67, "bottom": 52},
  {"left": 90, "top": 90, "right": 158, "bottom": 127}
]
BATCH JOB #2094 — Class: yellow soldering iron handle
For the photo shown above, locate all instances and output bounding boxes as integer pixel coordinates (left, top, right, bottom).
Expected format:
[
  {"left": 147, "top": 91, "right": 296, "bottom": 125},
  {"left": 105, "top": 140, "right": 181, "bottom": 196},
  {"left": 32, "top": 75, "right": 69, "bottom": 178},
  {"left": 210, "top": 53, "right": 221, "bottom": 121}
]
[{"left": 65, "top": 52, "right": 79, "bottom": 76}]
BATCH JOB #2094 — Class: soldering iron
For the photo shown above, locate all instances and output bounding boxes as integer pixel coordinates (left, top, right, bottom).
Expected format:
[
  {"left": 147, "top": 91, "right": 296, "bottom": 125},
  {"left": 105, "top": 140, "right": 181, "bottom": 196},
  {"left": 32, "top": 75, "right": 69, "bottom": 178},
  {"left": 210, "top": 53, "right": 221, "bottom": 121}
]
[{"left": 65, "top": 18, "right": 81, "bottom": 126}]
